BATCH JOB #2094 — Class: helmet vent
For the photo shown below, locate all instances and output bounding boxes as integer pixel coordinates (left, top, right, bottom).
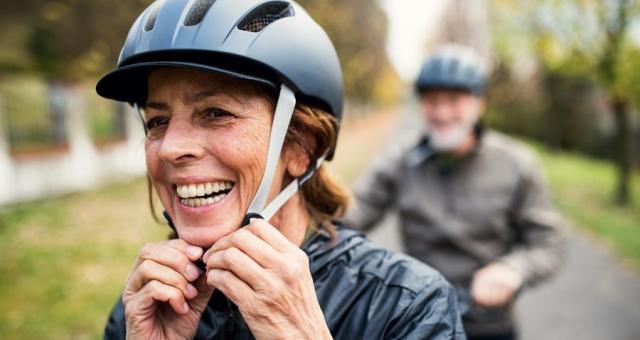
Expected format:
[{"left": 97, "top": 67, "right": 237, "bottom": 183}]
[
  {"left": 238, "top": 2, "right": 294, "bottom": 33},
  {"left": 184, "top": 0, "right": 217, "bottom": 26},
  {"left": 144, "top": 1, "right": 163, "bottom": 31}
]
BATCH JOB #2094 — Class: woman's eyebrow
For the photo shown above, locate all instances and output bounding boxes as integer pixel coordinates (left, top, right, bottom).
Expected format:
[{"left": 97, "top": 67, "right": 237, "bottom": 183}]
[
  {"left": 145, "top": 101, "right": 169, "bottom": 111},
  {"left": 146, "top": 90, "right": 250, "bottom": 110}
]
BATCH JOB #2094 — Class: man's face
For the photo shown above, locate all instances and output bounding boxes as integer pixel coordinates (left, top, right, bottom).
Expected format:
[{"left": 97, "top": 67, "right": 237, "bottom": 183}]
[{"left": 419, "top": 89, "right": 484, "bottom": 152}]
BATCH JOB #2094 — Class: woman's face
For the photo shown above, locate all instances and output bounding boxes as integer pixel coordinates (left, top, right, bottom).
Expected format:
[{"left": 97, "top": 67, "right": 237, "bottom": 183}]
[{"left": 144, "top": 67, "right": 283, "bottom": 247}]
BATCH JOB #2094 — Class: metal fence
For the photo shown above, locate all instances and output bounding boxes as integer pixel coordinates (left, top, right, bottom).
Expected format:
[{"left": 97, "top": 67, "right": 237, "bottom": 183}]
[{"left": 0, "top": 76, "right": 127, "bottom": 155}]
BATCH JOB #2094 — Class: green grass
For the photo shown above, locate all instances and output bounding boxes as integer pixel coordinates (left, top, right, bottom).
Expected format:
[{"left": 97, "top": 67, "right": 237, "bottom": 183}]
[
  {"left": 0, "top": 180, "right": 168, "bottom": 339},
  {"left": 527, "top": 141, "right": 640, "bottom": 266}
]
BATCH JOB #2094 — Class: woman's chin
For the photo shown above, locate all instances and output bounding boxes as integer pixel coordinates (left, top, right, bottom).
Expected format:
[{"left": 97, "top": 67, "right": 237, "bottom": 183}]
[{"left": 176, "top": 221, "right": 238, "bottom": 248}]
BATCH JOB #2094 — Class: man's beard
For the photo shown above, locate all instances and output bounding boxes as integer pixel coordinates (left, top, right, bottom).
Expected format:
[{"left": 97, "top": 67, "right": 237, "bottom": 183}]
[{"left": 427, "top": 115, "right": 479, "bottom": 152}]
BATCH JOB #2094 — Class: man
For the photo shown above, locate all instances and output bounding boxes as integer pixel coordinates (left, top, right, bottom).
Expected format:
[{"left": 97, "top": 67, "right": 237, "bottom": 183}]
[{"left": 346, "top": 44, "right": 565, "bottom": 340}]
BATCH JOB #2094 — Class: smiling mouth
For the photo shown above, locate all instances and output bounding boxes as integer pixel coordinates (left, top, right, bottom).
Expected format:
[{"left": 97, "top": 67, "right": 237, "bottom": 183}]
[{"left": 176, "top": 181, "right": 234, "bottom": 208}]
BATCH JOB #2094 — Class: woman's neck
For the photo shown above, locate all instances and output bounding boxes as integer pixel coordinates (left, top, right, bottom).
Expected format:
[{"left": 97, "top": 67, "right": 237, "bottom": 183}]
[{"left": 269, "top": 191, "right": 311, "bottom": 247}]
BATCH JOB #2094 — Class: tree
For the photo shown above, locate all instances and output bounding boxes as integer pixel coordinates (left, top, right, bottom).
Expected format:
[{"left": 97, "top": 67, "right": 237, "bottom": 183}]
[
  {"left": 433, "top": 0, "right": 491, "bottom": 60},
  {"left": 298, "top": 0, "right": 400, "bottom": 104},
  {"left": 489, "top": 0, "right": 640, "bottom": 205},
  {"left": 28, "top": 0, "right": 151, "bottom": 80},
  {"left": 1, "top": 0, "right": 399, "bottom": 104}
]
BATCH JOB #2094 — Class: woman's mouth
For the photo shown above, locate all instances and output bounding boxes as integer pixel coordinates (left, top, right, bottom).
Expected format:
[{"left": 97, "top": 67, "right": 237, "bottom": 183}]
[{"left": 176, "top": 181, "right": 234, "bottom": 208}]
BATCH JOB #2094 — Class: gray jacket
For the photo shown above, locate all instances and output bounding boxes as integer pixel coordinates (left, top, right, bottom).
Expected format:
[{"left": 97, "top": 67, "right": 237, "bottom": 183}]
[{"left": 346, "top": 129, "right": 566, "bottom": 335}]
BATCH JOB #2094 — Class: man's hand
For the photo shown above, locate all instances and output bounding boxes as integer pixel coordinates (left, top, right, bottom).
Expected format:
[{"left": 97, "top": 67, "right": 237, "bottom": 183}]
[{"left": 471, "top": 263, "right": 523, "bottom": 308}]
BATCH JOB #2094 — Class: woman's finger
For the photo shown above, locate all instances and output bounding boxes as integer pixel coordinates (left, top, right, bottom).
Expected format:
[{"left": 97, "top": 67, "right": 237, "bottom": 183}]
[
  {"left": 204, "top": 228, "right": 282, "bottom": 269},
  {"left": 245, "top": 219, "right": 296, "bottom": 253},
  {"left": 206, "top": 268, "right": 253, "bottom": 306},
  {"left": 164, "top": 239, "right": 204, "bottom": 261},
  {"left": 127, "top": 259, "right": 198, "bottom": 300},
  {"left": 206, "top": 247, "right": 271, "bottom": 291},
  {"left": 132, "top": 279, "right": 191, "bottom": 315},
  {"left": 134, "top": 242, "right": 202, "bottom": 282}
]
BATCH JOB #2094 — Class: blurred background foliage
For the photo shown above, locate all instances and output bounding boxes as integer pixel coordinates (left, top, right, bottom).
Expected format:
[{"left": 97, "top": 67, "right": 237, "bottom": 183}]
[
  {"left": 486, "top": 0, "right": 640, "bottom": 204},
  {"left": 298, "top": 0, "right": 401, "bottom": 105},
  {"left": 0, "top": 0, "right": 400, "bottom": 104},
  {"left": 0, "top": 0, "right": 150, "bottom": 80}
]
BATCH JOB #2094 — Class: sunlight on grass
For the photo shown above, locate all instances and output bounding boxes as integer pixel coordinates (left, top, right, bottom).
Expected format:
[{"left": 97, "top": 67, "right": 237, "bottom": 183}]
[
  {"left": 528, "top": 141, "right": 640, "bottom": 266},
  {"left": 0, "top": 180, "right": 168, "bottom": 339}
]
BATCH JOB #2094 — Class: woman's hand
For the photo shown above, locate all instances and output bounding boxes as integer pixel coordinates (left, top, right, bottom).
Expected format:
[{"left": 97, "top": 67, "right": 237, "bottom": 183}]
[
  {"left": 122, "top": 239, "right": 215, "bottom": 340},
  {"left": 470, "top": 263, "right": 523, "bottom": 308},
  {"left": 203, "top": 219, "right": 332, "bottom": 340}
]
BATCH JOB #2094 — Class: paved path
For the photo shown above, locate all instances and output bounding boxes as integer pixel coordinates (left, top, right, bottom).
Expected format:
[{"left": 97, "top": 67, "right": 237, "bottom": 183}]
[{"left": 360, "top": 103, "right": 640, "bottom": 340}]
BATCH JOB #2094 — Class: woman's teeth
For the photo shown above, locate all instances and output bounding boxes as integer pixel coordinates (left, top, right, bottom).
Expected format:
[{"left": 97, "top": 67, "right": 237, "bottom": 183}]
[
  {"left": 176, "top": 181, "right": 233, "bottom": 207},
  {"left": 182, "top": 194, "right": 226, "bottom": 207}
]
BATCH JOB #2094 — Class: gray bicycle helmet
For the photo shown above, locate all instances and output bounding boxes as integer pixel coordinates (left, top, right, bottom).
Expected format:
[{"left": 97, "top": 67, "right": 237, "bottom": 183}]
[
  {"left": 96, "top": 0, "right": 344, "bottom": 226},
  {"left": 415, "top": 44, "right": 486, "bottom": 96}
]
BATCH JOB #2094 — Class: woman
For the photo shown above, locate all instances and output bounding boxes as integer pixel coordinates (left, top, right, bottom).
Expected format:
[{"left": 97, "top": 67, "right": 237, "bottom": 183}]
[{"left": 97, "top": 0, "right": 464, "bottom": 339}]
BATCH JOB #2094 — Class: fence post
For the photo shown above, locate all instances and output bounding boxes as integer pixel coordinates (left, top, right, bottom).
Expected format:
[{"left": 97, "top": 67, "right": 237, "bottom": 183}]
[
  {"left": 123, "top": 103, "right": 147, "bottom": 174},
  {"left": 0, "top": 95, "right": 12, "bottom": 205},
  {"left": 48, "top": 81, "right": 69, "bottom": 144},
  {"left": 64, "top": 85, "right": 99, "bottom": 189}
]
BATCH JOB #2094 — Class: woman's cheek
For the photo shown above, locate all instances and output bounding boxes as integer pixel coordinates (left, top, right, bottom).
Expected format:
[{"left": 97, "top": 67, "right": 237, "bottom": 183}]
[{"left": 216, "top": 124, "right": 269, "bottom": 208}]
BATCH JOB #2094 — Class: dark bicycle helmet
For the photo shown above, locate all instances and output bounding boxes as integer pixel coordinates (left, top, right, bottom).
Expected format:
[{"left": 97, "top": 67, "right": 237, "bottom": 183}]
[
  {"left": 97, "top": 0, "right": 343, "bottom": 120},
  {"left": 96, "top": 0, "right": 344, "bottom": 225},
  {"left": 415, "top": 44, "right": 486, "bottom": 96}
]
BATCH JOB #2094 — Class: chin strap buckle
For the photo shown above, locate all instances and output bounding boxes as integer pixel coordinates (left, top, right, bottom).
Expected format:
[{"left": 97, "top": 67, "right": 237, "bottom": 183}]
[
  {"left": 162, "top": 210, "right": 176, "bottom": 231},
  {"left": 241, "top": 212, "right": 265, "bottom": 227}
]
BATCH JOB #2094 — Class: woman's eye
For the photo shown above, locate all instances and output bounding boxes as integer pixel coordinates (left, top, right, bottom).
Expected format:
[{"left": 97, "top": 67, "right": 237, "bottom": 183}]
[
  {"left": 202, "top": 107, "right": 233, "bottom": 120},
  {"left": 145, "top": 116, "right": 169, "bottom": 131}
]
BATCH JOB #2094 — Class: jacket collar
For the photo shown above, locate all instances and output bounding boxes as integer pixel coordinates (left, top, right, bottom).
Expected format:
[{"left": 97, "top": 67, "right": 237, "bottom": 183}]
[{"left": 302, "top": 225, "right": 366, "bottom": 275}]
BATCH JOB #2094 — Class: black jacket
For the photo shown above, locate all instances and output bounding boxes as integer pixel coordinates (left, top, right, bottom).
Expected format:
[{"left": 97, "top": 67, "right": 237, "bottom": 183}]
[{"left": 104, "top": 227, "right": 465, "bottom": 339}]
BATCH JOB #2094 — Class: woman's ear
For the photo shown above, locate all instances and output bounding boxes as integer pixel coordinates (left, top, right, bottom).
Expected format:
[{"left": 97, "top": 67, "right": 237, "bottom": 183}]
[{"left": 284, "top": 143, "right": 310, "bottom": 178}]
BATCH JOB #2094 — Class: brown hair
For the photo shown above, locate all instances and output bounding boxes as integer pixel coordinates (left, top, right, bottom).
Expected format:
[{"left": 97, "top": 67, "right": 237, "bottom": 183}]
[{"left": 284, "top": 105, "right": 350, "bottom": 235}]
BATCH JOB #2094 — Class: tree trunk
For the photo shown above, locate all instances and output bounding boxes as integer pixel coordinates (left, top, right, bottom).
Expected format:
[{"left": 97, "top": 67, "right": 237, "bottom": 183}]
[{"left": 612, "top": 97, "right": 632, "bottom": 205}]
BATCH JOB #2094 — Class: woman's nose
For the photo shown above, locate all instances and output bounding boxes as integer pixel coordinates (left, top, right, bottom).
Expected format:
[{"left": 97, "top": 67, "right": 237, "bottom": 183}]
[{"left": 157, "top": 119, "right": 204, "bottom": 164}]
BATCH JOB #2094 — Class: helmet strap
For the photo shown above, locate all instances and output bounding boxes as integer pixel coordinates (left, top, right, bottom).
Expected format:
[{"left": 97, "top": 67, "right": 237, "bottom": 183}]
[
  {"left": 256, "top": 151, "right": 328, "bottom": 222},
  {"left": 244, "top": 84, "right": 296, "bottom": 223}
]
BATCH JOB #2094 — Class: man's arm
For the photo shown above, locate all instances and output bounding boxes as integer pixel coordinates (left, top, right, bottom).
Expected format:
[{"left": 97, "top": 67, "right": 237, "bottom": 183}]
[
  {"left": 499, "top": 155, "right": 566, "bottom": 286},
  {"left": 344, "top": 147, "right": 403, "bottom": 232}
]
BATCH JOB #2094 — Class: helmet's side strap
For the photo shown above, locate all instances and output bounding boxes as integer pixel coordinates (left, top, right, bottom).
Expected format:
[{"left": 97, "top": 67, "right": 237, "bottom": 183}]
[
  {"left": 245, "top": 84, "right": 296, "bottom": 221},
  {"left": 257, "top": 152, "right": 328, "bottom": 223}
]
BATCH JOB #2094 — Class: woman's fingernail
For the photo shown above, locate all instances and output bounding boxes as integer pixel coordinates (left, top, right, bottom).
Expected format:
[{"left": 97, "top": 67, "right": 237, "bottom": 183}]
[
  {"left": 187, "top": 284, "right": 198, "bottom": 298},
  {"left": 187, "top": 246, "right": 202, "bottom": 258},
  {"left": 186, "top": 263, "right": 200, "bottom": 280},
  {"left": 182, "top": 302, "right": 190, "bottom": 314}
]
